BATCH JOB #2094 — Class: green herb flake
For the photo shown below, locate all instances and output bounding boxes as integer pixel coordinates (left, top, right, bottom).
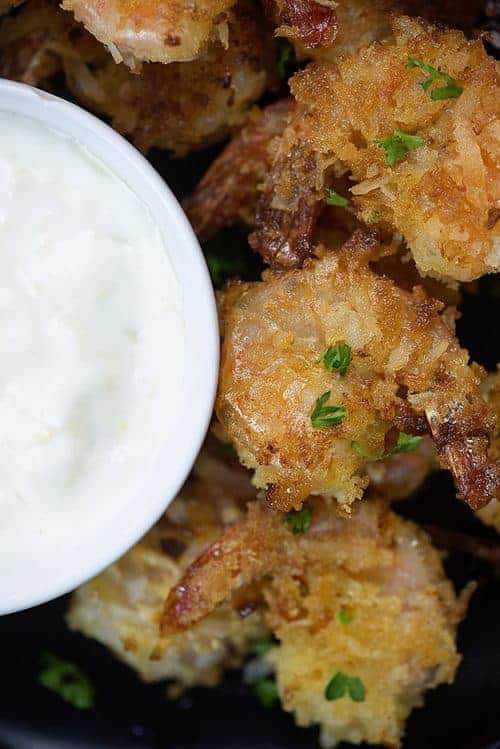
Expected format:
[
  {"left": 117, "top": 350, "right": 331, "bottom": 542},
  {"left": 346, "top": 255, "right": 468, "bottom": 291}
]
[
  {"left": 406, "top": 57, "right": 463, "bottom": 100},
  {"left": 318, "top": 343, "right": 352, "bottom": 376},
  {"left": 351, "top": 432, "right": 422, "bottom": 461},
  {"left": 338, "top": 610, "right": 353, "bottom": 625},
  {"left": 325, "top": 672, "right": 366, "bottom": 702},
  {"left": 284, "top": 507, "right": 312, "bottom": 535},
  {"left": 277, "top": 39, "right": 298, "bottom": 80},
  {"left": 251, "top": 638, "right": 275, "bottom": 656},
  {"left": 311, "top": 391, "right": 346, "bottom": 429},
  {"left": 385, "top": 432, "right": 423, "bottom": 457},
  {"left": 253, "top": 678, "right": 280, "bottom": 708},
  {"left": 374, "top": 130, "right": 426, "bottom": 167},
  {"left": 38, "top": 652, "right": 94, "bottom": 710},
  {"left": 351, "top": 441, "right": 377, "bottom": 460},
  {"left": 369, "top": 210, "right": 381, "bottom": 224},
  {"left": 325, "top": 188, "right": 350, "bottom": 208}
]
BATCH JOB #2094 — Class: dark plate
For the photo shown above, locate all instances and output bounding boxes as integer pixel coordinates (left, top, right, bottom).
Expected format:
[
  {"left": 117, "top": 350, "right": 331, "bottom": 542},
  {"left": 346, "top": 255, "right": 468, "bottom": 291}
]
[{"left": 0, "top": 137, "right": 499, "bottom": 749}]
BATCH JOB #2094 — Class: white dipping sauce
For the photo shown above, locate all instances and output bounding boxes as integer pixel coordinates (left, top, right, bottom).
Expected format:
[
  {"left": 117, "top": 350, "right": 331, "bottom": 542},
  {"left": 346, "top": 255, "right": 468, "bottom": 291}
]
[{"left": 0, "top": 112, "right": 184, "bottom": 573}]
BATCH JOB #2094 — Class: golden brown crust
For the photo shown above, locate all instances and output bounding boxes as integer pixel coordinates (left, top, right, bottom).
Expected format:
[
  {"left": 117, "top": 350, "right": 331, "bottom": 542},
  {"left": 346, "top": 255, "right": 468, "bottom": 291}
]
[
  {"left": 252, "top": 16, "right": 500, "bottom": 278},
  {"left": 183, "top": 99, "right": 293, "bottom": 239},
  {"left": 162, "top": 498, "right": 463, "bottom": 747},
  {"left": 269, "top": 0, "right": 486, "bottom": 63},
  {"left": 61, "top": 0, "right": 238, "bottom": 69},
  {"left": 162, "top": 501, "right": 285, "bottom": 634},
  {"left": 68, "top": 442, "right": 268, "bottom": 687},
  {"left": 0, "top": 0, "right": 276, "bottom": 156},
  {"left": 216, "top": 232, "right": 498, "bottom": 511}
]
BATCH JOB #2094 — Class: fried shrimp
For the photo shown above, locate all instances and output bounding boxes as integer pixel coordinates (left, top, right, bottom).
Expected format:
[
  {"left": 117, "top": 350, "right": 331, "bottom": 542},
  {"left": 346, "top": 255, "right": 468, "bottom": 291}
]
[
  {"left": 251, "top": 16, "right": 500, "bottom": 279},
  {"left": 0, "top": 0, "right": 275, "bottom": 155},
  {"left": 183, "top": 99, "right": 293, "bottom": 240},
  {"left": 61, "top": 0, "right": 238, "bottom": 69},
  {"left": 162, "top": 498, "right": 465, "bottom": 748},
  {"left": 67, "top": 443, "right": 267, "bottom": 688},
  {"left": 217, "top": 232, "right": 498, "bottom": 512},
  {"left": 67, "top": 0, "right": 277, "bottom": 155}
]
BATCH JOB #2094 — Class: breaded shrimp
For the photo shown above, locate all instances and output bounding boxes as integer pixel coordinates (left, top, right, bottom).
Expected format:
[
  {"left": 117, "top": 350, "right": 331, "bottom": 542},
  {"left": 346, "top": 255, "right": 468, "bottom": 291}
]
[
  {"left": 162, "top": 498, "right": 465, "bottom": 748},
  {"left": 61, "top": 0, "right": 238, "bottom": 69},
  {"left": 251, "top": 16, "right": 500, "bottom": 280},
  {"left": 0, "top": 0, "right": 276, "bottom": 155},
  {"left": 67, "top": 0, "right": 277, "bottom": 155},
  {"left": 217, "top": 232, "right": 498, "bottom": 512},
  {"left": 67, "top": 443, "right": 267, "bottom": 688}
]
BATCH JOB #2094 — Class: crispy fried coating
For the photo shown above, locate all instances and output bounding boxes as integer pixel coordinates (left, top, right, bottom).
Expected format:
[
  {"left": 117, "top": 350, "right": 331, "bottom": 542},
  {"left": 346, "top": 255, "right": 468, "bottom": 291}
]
[
  {"left": 68, "top": 0, "right": 276, "bottom": 156},
  {"left": 0, "top": 0, "right": 275, "bottom": 156},
  {"left": 267, "top": 0, "right": 485, "bottom": 63},
  {"left": 162, "top": 498, "right": 464, "bottom": 748},
  {"left": 477, "top": 368, "right": 500, "bottom": 531},
  {"left": 217, "top": 233, "right": 498, "bottom": 512},
  {"left": 67, "top": 444, "right": 267, "bottom": 688},
  {"left": 183, "top": 99, "right": 293, "bottom": 239},
  {"left": 61, "top": 0, "right": 238, "bottom": 69},
  {"left": 251, "top": 16, "right": 500, "bottom": 279}
]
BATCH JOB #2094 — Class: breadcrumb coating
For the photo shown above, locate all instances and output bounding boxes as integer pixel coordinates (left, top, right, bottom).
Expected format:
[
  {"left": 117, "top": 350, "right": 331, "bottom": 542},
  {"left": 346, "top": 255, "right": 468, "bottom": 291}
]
[
  {"left": 0, "top": 0, "right": 276, "bottom": 155},
  {"left": 251, "top": 16, "right": 500, "bottom": 280},
  {"left": 61, "top": 0, "right": 238, "bottom": 69},
  {"left": 217, "top": 232, "right": 498, "bottom": 512},
  {"left": 162, "top": 498, "right": 466, "bottom": 748},
  {"left": 268, "top": 0, "right": 485, "bottom": 62},
  {"left": 67, "top": 445, "right": 267, "bottom": 688}
]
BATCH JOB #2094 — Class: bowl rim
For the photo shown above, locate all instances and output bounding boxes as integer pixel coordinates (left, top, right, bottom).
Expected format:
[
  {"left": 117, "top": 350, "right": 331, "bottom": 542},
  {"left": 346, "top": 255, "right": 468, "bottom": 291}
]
[{"left": 0, "top": 79, "right": 219, "bottom": 616}]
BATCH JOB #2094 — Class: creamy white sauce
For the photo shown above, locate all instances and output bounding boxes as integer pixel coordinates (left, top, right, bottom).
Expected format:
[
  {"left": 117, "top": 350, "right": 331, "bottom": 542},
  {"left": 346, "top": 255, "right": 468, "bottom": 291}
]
[{"left": 0, "top": 112, "right": 184, "bottom": 573}]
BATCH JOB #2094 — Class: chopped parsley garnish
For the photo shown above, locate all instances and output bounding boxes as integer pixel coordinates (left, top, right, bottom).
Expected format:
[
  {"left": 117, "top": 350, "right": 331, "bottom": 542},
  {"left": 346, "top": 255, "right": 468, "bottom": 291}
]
[
  {"left": 406, "top": 57, "right": 463, "bottom": 100},
  {"left": 325, "top": 188, "right": 350, "bottom": 208},
  {"left": 385, "top": 431, "right": 423, "bottom": 456},
  {"left": 374, "top": 130, "right": 426, "bottom": 167},
  {"left": 369, "top": 210, "right": 381, "bottom": 224},
  {"left": 253, "top": 678, "right": 280, "bottom": 708},
  {"left": 284, "top": 507, "right": 312, "bottom": 534},
  {"left": 351, "top": 432, "right": 422, "bottom": 461},
  {"left": 277, "top": 38, "right": 298, "bottom": 80},
  {"left": 338, "top": 610, "right": 353, "bottom": 625},
  {"left": 318, "top": 343, "right": 352, "bottom": 376},
  {"left": 325, "top": 672, "right": 366, "bottom": 702},
  {"left": 311, "top": 392, "right": 346, "bottom": 429},
  {"left": 351, "top": 441, "right": 377, "bottom": 459},
  {"left": 251, "top": 638, "right": 275, "bottom": 656},
  {"left": 38, "top": 652, "right": 94, "bottom": 710}
]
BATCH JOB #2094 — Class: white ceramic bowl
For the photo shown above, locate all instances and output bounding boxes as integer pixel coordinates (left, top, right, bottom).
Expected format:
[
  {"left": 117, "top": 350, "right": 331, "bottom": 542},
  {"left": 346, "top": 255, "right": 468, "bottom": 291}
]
[{"left": 0, "top": 79, "right": 219, "bottom": 615}]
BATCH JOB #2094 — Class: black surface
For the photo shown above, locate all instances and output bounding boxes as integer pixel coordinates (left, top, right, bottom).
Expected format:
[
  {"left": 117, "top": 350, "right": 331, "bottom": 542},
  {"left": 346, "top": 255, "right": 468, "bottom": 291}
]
[{"left": 0, "top": 134, "right": 499, "bottom": 749}]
